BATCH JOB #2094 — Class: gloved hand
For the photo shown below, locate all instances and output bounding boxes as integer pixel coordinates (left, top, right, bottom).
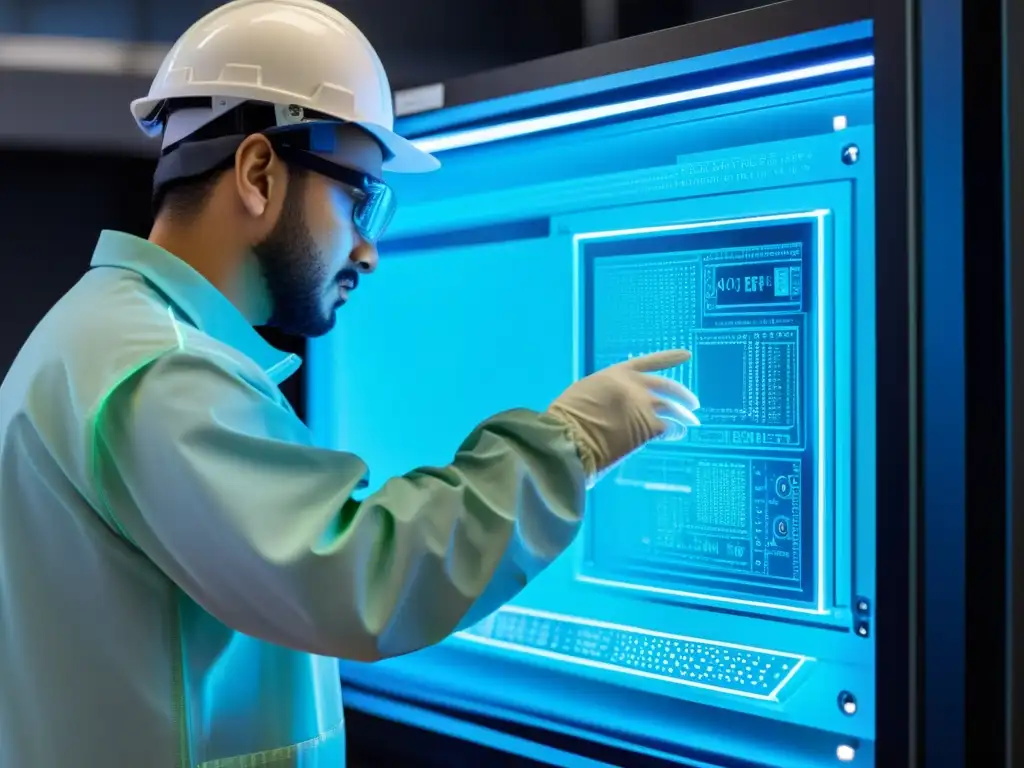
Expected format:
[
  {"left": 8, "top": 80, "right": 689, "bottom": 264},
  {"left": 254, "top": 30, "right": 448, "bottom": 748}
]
[{"left": 547, "top": 350, "right": 700, "bottom": 489}]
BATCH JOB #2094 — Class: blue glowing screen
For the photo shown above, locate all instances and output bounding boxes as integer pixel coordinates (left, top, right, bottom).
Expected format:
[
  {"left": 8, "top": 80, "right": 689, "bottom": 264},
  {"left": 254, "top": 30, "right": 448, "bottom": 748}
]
[
  {"left": 580, "top": 218, "right": 824, "bottom": 612},
  {"left": 307, "top": 19, "right": 878, "bottom": 768}
]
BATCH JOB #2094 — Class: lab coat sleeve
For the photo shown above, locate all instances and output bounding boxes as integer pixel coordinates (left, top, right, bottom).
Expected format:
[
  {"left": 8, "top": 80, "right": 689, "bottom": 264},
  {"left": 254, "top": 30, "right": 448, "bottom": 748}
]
[{"left": 97, "top": 349, "right": 586, "bottom": 661}]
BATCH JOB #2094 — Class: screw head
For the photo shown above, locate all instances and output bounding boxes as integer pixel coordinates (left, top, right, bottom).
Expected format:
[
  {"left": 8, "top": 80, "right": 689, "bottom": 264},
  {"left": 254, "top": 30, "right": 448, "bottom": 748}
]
[{"left": 841, "top": 143, "right": 861, "bottom": 165}]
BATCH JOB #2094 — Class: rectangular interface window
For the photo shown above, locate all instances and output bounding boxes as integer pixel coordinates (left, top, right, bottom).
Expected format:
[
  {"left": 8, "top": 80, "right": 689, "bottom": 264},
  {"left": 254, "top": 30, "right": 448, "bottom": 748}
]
[{"left": 577, "top": 212, "right": 829, "bottom": 612}]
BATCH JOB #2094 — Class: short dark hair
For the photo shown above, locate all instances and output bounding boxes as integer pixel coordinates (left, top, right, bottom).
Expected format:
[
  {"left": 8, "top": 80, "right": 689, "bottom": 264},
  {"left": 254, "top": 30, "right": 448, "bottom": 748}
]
[
  {"left": 152, "top": 165, "right": 230, "bottom": 222},
  {"left": 152, "top": 151, "right": 308, "bottom": 222}
]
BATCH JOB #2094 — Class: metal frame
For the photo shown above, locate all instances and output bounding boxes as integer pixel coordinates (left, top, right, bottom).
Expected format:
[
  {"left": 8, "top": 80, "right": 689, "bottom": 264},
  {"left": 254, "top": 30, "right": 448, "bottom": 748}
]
[
  {"left": 1004, "top": 0, "right": 1024, "bottom": 763},
  {"left": 910, "top": 0, "right": 1017, "bottom": 763},
  {"left": 916, "top": 0, "right": 966, "bottom": 765},
  {"left": 958, "top": 0, "right": 1011, "bottom": 764},
  {"left": 871, "top": 0, "right": 917, "bottom": 764}
]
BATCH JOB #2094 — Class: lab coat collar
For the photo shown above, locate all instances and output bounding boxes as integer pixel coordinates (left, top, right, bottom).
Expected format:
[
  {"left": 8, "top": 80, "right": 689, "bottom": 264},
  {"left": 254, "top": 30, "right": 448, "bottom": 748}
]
[{"left": 89, "top": 230, "right": 302, "bottom": 383}]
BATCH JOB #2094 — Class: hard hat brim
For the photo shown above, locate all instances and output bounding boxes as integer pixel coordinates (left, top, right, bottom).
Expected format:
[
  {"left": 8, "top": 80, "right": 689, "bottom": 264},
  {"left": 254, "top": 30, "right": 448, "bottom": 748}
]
[{"left": 359, "top": 122, "right": 440, "bottom": 174}]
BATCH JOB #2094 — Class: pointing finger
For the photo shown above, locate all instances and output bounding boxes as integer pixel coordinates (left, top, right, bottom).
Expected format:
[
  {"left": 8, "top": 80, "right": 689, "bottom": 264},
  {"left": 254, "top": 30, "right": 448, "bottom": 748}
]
[{"left": 621, "top": 349, "right": 691, "bottom": 373}]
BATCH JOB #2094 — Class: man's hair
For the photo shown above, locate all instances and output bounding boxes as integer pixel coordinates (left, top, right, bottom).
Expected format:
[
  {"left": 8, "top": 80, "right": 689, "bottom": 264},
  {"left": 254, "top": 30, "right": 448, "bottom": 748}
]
[
  {"left": 152, "top": 165, "right": 230, "bottom": 222},
  {"left": 152, "top": 150, "right": 308, "bottom": 222}
]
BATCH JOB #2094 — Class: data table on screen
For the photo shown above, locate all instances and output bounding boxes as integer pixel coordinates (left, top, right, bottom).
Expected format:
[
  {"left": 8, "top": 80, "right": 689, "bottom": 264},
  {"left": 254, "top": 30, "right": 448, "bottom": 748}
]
[{"left": 576, "top": 213, "right": 829, "bottom": 613}]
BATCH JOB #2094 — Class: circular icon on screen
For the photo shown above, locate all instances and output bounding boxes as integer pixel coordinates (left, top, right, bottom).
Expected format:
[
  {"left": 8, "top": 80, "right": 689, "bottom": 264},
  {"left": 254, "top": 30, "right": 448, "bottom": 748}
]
[
  {"left": 841, "top": 143, "right": 861, "bottom": 165},
  {"left": 775, "top": 476, "right": 792, "bottom": 498},
  {"left": 774, "top": 517, "right": 791, "bottom": 539}
]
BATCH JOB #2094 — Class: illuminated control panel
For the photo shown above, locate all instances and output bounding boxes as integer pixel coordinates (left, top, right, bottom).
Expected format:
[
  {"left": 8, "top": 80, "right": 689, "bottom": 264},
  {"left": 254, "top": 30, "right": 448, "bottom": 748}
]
[
  {"left": 322, "top": 91, "right": 877, "bottom": 757},
  {"left": 576, "top": 213, "right": 828, "bottom": 613},
  {"left": 604, "top": 450, "right": 805, "bottom": 596},
  {"left": 461, "top": 607, "right": 811, "bottom": 701}
]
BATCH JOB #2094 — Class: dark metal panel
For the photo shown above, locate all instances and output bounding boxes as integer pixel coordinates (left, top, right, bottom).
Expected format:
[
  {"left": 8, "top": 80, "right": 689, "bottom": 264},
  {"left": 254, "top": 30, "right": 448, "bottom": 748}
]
[
  {"left": 0, "top": 67, "right": 158, "bottom": 155},
  {"left": 960, "top": 0, "right": 1011, "bottom": 763},
  {"left": 870, "top": 0, "right": 917, "bottom": 764},
  {"left": 415, "top": 0, "right": 872, "bottom": 113},
  {"left": 917, "top": 0, "right": 966, "bottom": 765},
  {"left": 340, "top": 0, "right": 584, "bottom": 82},
  {"left": 1004, "top": 0, "right": 1024, "bottom": 763},
  {"left": 907, "top": 0, "right": 1011, "bottom": 761},
  {"left": 615, "top": 0, "right": 702, "bottom": 38},
  {"left": 582, "top": 0, "right": 619, "bottom": 46}
]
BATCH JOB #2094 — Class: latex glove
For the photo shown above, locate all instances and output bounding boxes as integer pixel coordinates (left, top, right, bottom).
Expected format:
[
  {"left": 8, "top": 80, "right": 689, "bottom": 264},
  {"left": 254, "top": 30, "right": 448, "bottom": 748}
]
[{"left": 547, "top": 350, "right": 700, "bottom": 489}]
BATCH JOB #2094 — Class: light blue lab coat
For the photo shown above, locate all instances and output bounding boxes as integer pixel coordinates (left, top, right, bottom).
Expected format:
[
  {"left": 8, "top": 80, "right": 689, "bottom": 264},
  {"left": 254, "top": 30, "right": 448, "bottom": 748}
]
[{"left": 0, "top": 231, "right": 585, "bottom": 767}]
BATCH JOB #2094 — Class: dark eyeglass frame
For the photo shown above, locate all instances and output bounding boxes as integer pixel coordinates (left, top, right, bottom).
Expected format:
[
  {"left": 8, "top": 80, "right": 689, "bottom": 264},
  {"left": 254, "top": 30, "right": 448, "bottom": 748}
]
[{"left": 271, "top": 143, "right": 397, "bottom": 245}]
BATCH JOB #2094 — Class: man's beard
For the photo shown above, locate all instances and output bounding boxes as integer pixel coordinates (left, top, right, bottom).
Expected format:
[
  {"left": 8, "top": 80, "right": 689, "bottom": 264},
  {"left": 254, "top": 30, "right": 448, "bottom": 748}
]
[{"left": 253, "top": 178, "right": 337, "bottom": 338}]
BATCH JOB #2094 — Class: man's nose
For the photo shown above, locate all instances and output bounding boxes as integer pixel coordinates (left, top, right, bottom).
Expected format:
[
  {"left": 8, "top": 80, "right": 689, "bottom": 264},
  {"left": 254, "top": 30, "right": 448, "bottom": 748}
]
[{"left": 351, "top": 242, "right": 379, "bottom": 274}]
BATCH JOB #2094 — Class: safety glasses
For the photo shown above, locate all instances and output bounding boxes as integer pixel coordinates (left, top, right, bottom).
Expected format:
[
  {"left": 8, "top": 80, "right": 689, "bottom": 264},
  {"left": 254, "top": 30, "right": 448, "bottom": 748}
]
[{"left": 272, "top": 143, "right": 397, "bottom": 244}]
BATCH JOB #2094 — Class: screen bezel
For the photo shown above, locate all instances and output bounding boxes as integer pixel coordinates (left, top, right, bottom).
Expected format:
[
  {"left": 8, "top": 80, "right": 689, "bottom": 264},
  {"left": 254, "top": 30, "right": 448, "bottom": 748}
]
[
  {"left": 1007, "top": 0, "right": 1024, "bottom": 760},
  {"left": 327, "top": 1, "right": 917, "bottom": 765}
]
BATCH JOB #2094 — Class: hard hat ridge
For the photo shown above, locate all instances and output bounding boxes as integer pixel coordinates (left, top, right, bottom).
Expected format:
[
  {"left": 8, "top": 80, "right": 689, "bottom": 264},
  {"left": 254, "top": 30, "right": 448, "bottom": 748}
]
[{"left": 130, "top": 0, "right": 439, "bottom": 174}]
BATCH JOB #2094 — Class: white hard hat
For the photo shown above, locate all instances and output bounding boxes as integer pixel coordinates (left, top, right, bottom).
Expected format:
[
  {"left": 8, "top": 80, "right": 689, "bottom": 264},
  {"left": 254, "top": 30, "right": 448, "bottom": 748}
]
[{"left": 131, "top": 0, "right": 438, "bottom": 173}]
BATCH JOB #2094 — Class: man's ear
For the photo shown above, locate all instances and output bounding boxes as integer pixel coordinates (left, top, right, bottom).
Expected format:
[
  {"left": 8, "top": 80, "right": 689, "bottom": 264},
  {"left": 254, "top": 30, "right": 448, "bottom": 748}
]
[{"left": 234, "top": 134, "right": 285, "bottom": 220}]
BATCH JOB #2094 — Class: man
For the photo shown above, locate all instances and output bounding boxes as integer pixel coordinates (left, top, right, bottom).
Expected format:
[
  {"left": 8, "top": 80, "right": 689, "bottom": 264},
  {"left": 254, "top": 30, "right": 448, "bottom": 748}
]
[{"left": 0, "top": 1, "right": 699, "bottom": 766}]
